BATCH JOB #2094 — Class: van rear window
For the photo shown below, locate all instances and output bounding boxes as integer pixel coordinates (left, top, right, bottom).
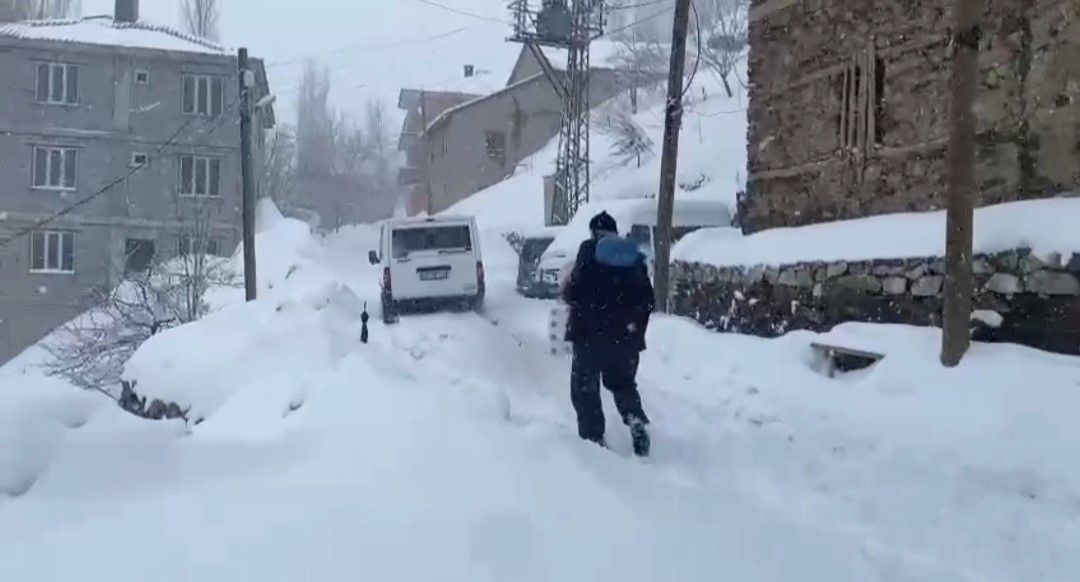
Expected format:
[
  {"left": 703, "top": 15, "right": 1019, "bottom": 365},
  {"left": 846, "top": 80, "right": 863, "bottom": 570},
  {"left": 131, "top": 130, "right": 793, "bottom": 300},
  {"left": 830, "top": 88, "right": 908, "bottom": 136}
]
[{"left": 392, "top": 225, "right": 472, "bottom": 258}]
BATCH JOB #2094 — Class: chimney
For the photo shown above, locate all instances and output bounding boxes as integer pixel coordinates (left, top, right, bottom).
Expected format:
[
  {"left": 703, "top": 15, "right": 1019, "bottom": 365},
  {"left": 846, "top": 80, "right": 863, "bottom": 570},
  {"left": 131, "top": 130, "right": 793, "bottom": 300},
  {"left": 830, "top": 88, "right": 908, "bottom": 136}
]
[
  {"left": 115, "top": 0, "right": 139, "bottom": 23},
  {"left": 463, "top": 64, "right": 475, "bottom": 78}
]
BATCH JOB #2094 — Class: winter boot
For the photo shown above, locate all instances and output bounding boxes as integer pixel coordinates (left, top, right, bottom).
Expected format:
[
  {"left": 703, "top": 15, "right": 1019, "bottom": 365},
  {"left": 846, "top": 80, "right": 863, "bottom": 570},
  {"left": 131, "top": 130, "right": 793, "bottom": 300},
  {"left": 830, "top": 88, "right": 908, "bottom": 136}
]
[{"left": 629, "top": 419, "right": 650, "bottom": 457}]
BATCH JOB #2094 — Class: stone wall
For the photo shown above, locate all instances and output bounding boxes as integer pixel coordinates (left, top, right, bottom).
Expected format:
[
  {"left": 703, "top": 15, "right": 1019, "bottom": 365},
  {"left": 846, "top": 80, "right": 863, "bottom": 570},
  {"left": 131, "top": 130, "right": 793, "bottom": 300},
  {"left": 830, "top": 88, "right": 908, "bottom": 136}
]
[
  {"left": 670, "top": 248, "right": 1080, "bottom": 355},
  {"left": 742, "top": 0, "right": 1080, "bottom": 233}
]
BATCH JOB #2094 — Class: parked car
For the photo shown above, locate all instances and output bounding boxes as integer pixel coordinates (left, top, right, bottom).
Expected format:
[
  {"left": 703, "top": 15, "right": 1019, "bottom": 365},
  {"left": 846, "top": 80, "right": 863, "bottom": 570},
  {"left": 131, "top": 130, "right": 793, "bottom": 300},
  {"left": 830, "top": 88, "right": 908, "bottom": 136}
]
[
  {"left": 514, "top": 227, "right": 561, "bottom": 298},
  {"left": 534, "top": 197, "right": 734, "bottom": 294},
  {"left": 369, "top": 215, "right": 485, "bottom": 323}
]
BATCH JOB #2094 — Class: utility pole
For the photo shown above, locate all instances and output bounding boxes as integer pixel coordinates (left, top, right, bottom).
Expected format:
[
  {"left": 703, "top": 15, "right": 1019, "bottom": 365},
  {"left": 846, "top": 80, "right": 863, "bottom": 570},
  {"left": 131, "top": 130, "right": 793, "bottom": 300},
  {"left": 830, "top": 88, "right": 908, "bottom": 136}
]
[
  {"left": 940, "top": 0, "right": 982, "bottom": 366},
  {"left": 238, "top": 47, "right": 257, "bottom": 302},
  {"left": 652, "top": 0, "right": 692, "bottom": 312},
  {"left": 419, "top": 89, "right": 434, "bottom": 216}
]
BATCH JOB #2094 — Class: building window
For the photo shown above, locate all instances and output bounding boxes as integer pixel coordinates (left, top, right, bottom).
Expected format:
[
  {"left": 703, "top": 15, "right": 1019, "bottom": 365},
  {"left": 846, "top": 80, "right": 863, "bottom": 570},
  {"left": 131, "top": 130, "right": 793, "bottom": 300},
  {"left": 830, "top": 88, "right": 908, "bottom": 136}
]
[
  {"left": 30, "top": 230, "right": 75, "bottom": 274},
  {"left": 35, "top": 63, "right": 79, "bottom": 105},
  {"left": 181, "top": 74, "right": 225, "bottom": 116},
  {"left": 130, "top": 152, "right": 149, "bottom": 167},
  {"left": 485, "top": 130, "right": 507, "bottom": 165},
  {"left": 124, "top": 238, "right": 155, "bottom": 274},
  {"left": 177, "top": 236, "right": 221, "bottom": 256},
  {"left": 32, "top": 146, "right": 77, "bottom": 191},
  {"left": 178, "top": 155, "right": 222, "bottom": 197},
  {"left": 134, "top": 69, "right": 150, "bottom": 85},
  {"left": 837, "top": 53, "right": 885, "bottom": 151}
]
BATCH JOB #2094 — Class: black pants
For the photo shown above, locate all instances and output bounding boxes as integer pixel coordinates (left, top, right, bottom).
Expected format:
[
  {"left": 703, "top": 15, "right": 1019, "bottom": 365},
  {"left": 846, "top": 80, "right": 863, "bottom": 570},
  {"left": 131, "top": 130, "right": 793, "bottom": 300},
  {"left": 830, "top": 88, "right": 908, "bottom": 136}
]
[{"left": 570, "top": 342, "right": 649, "bottom": 443}]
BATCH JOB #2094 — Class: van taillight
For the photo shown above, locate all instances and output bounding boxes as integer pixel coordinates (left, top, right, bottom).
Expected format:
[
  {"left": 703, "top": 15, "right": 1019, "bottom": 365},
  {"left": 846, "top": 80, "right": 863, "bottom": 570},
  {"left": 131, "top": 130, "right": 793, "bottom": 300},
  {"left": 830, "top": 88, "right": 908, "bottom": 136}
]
[
  {"left": 383, "top": 267, "right": 391, "bottom": 290},
  {"left": 476, "top": 261, "right": 485, "bottom": 288}
]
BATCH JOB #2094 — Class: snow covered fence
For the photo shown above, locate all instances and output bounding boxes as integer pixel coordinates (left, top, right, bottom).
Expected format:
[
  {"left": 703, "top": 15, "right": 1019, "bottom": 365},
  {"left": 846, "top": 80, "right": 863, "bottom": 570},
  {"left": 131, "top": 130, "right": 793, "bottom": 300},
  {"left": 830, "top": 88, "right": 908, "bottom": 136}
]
[{"left": 669, "top": 199, "right": 1080, "bottom": 355}]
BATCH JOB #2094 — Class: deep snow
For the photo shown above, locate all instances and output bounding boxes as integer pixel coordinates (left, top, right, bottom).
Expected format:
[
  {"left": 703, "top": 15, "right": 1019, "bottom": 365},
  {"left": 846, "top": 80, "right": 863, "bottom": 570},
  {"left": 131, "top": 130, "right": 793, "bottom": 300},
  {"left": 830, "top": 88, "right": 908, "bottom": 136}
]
[
  {"left": 2, "top": 20, "right": 1078, "bottom": 580},
  {"left": 2, "top": 207, "right": 1079, "bottom": 581}
]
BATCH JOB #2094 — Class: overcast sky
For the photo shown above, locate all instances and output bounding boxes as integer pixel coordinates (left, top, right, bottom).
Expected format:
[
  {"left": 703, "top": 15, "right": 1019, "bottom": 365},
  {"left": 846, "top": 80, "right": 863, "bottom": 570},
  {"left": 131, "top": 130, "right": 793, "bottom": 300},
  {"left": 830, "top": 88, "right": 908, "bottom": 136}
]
[{"left": 82, "top": 0, "right": 515, "bottom": 126}]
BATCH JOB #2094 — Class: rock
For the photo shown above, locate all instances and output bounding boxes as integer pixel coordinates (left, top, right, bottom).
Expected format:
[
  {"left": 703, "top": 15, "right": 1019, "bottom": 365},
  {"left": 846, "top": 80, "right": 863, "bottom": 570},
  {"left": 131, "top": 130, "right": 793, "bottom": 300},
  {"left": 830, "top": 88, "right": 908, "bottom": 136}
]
[
  {"left": 1025, "top": 270, "right": 1080, "bottom": 296},
  {"left": 848, "top": 262, "right": 871, "bottom": 275},
  {"left": 911, "top": 275, "right": 944, "bottom": 296},
  {"left": 825, "top": 261, "right": 848, "bottom": 278},
  {"left": 872, "top": 265, "right": 906, "bottom": 276},
  {"left": 777, "top": 268, "right": 814, "bottom": 287},
  {"left": 834, "top": 274, "right": 882, "bottom": 293},
  {"left": 985, "top": 272, "right": 1023, "bottom": 294},
  {"left": 165, "top": 402, "right": 185, "bottom": 420},
  {"left": 881, "top": 277, "right": 907, "bottom": 294},
  {"left": 905, "top": 264, "right": 927, "bottom": 280},
  {"left": 972, "top": 258, "right": 992, "bottom": 274},
  {"left": 146, "top": 399, "right": 167, "bottom": 420},
  {"left": 928, "top": 259, "right": 947, "bottom": 275},
  {"left": 742, "top": 265, "right": 766, "bottom": 284}
]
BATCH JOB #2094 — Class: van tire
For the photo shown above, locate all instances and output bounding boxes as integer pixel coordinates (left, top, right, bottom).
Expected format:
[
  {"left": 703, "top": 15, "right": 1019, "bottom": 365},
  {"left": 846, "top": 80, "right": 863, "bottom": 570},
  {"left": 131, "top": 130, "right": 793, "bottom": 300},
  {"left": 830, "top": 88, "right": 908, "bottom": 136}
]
[
  {"left": 469, "top": 295, "right": 485, "bottom": 314},
  {"left": 381, "top": 297, "right": 399, "bottom": 325}
]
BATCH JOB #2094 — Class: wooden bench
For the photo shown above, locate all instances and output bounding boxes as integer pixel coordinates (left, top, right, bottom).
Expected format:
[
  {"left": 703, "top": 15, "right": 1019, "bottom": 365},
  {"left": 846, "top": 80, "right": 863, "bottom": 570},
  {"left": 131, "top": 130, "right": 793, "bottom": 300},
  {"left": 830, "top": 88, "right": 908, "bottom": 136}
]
[{"left": 810, "top": 342, "right": 885, "bottom": 378}]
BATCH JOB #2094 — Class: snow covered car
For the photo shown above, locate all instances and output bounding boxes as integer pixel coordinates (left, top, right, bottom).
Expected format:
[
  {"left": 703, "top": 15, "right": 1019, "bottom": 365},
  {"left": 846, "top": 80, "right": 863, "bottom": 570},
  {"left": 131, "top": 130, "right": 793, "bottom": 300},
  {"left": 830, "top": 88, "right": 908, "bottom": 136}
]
[
  {"left": 535, "top": 197, "right": 734, "bottom": 289},
  {"left": 513, "top": 227, "right": 561, "bottom": 298},
  {"left": 369, "top": 215, "right": 485, "bottom": 323}
]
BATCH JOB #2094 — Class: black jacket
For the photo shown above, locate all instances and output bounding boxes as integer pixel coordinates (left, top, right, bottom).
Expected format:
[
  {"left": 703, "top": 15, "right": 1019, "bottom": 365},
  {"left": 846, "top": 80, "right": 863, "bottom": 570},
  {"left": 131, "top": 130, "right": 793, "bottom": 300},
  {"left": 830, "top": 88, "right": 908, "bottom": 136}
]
[{"left": 562, "top": 235, "right": 655, "bottom": 351}]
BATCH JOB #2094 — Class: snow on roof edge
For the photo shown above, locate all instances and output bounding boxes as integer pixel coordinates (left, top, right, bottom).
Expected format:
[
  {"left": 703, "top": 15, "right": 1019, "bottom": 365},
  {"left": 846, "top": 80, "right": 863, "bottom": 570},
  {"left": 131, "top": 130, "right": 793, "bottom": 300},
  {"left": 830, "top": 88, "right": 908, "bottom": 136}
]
[
  {"left": 0, "top": 15, "right": 230, "bottom": 55},
  {"left": 673, "top": 197, "right": 1080, "bottom": 268}
]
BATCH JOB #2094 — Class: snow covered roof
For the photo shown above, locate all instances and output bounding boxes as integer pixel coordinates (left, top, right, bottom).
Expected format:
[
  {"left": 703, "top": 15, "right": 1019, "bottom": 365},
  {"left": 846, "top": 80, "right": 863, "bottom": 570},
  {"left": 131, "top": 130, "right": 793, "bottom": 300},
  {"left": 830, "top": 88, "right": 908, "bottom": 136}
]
[{"left": 0, "top": 15, "right": 228, "bottom": 55}]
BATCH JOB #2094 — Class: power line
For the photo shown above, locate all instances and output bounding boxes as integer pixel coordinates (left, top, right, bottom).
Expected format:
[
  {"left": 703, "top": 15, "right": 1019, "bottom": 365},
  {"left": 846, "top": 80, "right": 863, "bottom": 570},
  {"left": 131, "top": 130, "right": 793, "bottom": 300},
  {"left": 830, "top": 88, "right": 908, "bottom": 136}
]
[
  {"left": 0, "top": 98, "right": 241, "bottom": 250},
  {"left": 264, "top": 26, "right": 473, "bottom": 69},
  {"left": 609, "top": 0, "right": 675, "bottom": 10},
  {"left": 406, "top": 0, "right": 510, "bottom": 23}
]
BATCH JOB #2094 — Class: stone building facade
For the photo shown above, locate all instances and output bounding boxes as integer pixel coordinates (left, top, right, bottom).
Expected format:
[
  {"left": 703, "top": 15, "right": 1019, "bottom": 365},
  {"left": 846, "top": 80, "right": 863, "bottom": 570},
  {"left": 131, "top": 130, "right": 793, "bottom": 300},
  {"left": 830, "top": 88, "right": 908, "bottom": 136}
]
[{"left": 741, "top": 0, "right": 1080, "bottom": 233}]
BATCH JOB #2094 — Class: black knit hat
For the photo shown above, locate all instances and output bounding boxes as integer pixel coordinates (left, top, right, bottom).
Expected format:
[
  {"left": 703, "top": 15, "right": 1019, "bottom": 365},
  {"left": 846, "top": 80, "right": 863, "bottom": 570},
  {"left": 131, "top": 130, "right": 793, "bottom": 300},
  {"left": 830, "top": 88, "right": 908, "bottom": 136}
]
[{"left": 588, "top": 211, "right": 618, "bottom": 233}]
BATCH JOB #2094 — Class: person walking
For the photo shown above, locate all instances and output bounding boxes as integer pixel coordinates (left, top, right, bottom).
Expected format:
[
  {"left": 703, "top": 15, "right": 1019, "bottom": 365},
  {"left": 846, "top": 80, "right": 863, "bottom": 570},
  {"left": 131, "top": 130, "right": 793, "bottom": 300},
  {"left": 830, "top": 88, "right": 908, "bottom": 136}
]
[{"left": 561, "top": 211, "right": 654, "bottom": 456}]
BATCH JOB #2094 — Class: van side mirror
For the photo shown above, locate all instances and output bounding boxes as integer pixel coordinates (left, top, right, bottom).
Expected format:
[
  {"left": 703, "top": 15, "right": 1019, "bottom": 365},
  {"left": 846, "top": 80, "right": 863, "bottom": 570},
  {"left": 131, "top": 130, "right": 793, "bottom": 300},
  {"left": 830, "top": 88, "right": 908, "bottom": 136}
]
[{"left": 368, "top": 250, "right": 379, "bottom": 265}]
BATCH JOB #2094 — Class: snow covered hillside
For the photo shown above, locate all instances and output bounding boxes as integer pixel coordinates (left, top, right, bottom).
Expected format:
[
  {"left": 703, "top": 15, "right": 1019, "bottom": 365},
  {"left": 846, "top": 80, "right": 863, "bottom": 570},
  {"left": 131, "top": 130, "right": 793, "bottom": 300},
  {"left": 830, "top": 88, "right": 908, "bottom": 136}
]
[
  {"left": 447, "top": 68, "right": 747, "bottom": 232},
  {"left": 1, "top": 204, "right": 1078, "bottom": 581}
]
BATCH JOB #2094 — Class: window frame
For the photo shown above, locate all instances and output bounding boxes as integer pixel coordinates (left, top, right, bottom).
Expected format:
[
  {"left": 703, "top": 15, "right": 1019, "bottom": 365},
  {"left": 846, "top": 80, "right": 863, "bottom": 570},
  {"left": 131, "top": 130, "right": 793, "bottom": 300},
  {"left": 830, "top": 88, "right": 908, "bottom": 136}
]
[
  {"left": 29, "top": 230, "right": 75, "bottom": 274},
  {"left": 130, "top": 152, "right": 149, "bottom": 168},
  {"left": 31, "top": 146, "right": 78, "bottom": 191},
  {"left": 134, "top": 69, "right": 150, "bottom": 85},
  {"left": 177, "top": 235, "right": 222, "bottom": 257},
  {"left": 484, "top": 130, "right": 507, "bottom": 166},
  {"left": 177, "top": 154, "right": 223, "bottom": 198},
  {"left": 181, "top": 73, "right": 225, "bottom": 117},
  {"left": 35, "top": 62, "right": 79, "bottom": 106}
]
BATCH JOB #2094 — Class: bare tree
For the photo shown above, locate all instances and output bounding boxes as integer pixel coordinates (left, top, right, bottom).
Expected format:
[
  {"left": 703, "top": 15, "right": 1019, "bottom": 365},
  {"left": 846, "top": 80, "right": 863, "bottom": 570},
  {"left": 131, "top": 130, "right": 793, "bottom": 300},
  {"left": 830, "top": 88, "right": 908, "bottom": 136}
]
[
  {"left": 43, "top": 199, "right": 238, "bottom": 395},
  {"left": 2, "top": 0, "right": 53, "bottom": 19},
  {"left": 595, "top": 108, "right": 655, "bottom": 169},
  {"left": 259, "top": 124, "right": 296, "bottom": 207},
  {"left": 695, "top": 0, "right": 748, "bottom": 97},
  {"left": 180, "top": 0, "right": 220, "bottom": 41},
  {"left": 605, "top": 28, "right": 670, "bottom": 113}
]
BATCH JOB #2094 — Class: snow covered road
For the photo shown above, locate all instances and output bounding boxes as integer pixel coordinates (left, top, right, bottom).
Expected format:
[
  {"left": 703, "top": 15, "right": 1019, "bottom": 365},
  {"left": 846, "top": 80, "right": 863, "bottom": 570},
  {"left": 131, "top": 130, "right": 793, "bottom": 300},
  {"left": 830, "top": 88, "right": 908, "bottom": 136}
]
[{"left": 1, "top": 218, "right": 1078, "bottom": 581}]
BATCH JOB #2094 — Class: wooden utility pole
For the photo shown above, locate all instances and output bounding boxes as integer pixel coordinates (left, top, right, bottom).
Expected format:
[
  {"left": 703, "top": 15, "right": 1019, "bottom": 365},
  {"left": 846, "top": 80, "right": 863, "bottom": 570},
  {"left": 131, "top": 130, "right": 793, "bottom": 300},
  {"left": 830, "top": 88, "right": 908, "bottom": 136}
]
[
  {"left": 238, "top": 47, "right": 258, "bottom": 301},
  {"left": 652, "top": 0, "right": 693, "bottom": 312},
  {"left": 941, "top": 0, "right": 983, "bottom": 366},
  {"left": 419, "top": 90, "right": 434, "bottom": 216}
]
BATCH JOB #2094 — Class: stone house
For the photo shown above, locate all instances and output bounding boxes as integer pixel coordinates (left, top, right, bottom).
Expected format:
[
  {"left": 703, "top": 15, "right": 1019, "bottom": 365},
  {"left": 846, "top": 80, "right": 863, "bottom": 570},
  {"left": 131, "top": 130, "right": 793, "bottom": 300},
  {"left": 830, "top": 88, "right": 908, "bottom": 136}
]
[
  {"left": 398, "top": 42, "right": 628, "bottom": 216},
  {"left": 0, "top": 0, "right": 274, "bottom": 364},
  {"left": 741, "top": 0, "right": 1080, "bottom": 233}
]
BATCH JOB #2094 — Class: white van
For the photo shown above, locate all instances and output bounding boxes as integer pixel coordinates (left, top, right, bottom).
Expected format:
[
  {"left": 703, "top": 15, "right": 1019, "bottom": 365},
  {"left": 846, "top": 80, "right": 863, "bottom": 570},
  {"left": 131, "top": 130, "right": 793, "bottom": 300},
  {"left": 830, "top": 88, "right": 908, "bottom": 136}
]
[{"left": 368, "top": 215, "right": 485, "bottom": 323}]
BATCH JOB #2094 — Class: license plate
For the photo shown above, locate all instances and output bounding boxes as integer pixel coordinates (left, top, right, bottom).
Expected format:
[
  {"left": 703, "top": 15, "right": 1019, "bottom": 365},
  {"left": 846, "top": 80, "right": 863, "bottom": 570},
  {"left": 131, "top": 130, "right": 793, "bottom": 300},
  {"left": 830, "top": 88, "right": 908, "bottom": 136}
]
[{"left": 419, "top": 270, "right": 449, "bottom": 281}]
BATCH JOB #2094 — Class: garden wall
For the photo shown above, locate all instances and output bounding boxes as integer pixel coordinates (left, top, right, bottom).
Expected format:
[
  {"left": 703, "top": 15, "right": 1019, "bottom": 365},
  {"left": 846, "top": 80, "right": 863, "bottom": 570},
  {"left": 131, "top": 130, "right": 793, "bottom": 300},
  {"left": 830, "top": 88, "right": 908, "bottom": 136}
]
[{"left": 670, "top": 248, "right": 1080, "bottom": 355}]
